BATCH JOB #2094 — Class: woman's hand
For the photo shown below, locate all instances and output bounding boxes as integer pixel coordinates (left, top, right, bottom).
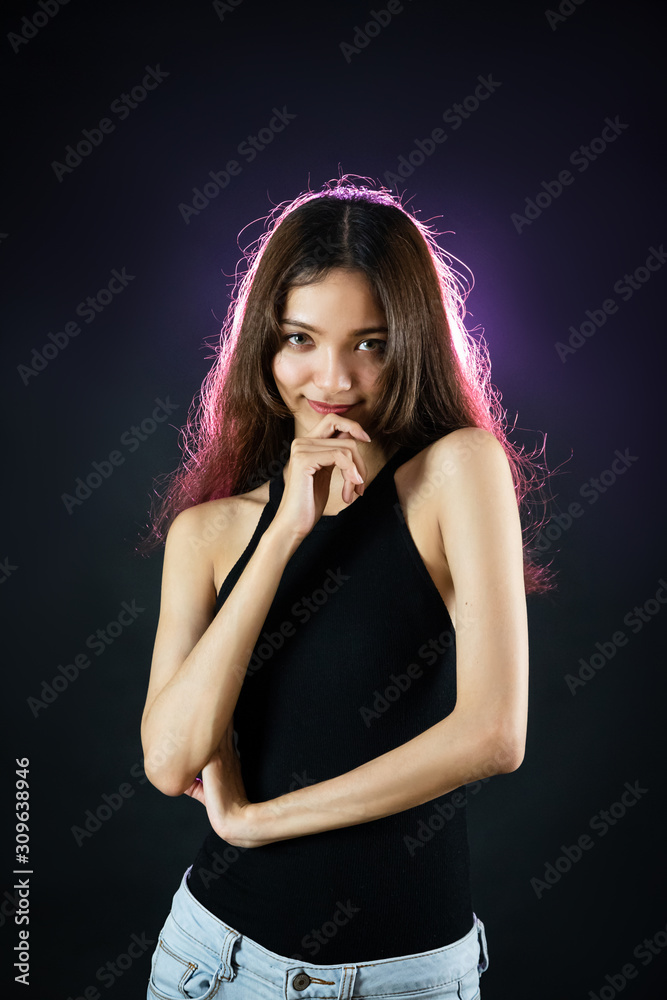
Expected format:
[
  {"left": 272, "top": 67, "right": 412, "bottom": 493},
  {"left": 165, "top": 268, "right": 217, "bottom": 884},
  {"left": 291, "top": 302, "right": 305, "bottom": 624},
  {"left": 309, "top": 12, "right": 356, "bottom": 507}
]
[
  {"left": 273, "top": 414, "right": 372, "bottom": 539},
  {"left": 182, "top": 722, "right": 275, "bottom": 847}
]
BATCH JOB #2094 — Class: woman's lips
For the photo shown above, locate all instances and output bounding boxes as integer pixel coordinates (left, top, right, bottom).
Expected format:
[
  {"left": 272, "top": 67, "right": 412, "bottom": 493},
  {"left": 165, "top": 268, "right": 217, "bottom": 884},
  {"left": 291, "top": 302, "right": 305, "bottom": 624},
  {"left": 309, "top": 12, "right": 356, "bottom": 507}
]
[{"left": 307, "top": 399, "right": 358, "bottom": 414}]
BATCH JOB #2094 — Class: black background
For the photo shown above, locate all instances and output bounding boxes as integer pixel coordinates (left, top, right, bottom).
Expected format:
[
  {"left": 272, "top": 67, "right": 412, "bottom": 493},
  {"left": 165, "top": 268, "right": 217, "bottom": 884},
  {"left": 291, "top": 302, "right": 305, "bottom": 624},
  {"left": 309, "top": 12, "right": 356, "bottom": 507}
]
[{"left": 2, "top": 0, "right": 666, "bottom": 997}]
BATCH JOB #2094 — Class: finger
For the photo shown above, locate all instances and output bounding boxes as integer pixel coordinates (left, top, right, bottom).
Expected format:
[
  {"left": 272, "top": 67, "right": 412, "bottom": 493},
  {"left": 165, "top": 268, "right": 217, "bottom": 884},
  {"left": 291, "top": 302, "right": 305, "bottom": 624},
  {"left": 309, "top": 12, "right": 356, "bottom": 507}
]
[
  {"left": 298, "top": 443, "right": 367, "bottom": 488},
  {"left": 182, "top": 778, "right": 205, "bottom": 803},
  {"left": 324, "top": 449, "right": 365, "bottom": 503},
  {"left": 344, "top": 476, "right": 365, "bottom": 504},
  {"left": 308, "top": 414, "right": 372, "bottom": 442},
  {"left": 331, "top": 446, "right": 366, "bottom": 486}
]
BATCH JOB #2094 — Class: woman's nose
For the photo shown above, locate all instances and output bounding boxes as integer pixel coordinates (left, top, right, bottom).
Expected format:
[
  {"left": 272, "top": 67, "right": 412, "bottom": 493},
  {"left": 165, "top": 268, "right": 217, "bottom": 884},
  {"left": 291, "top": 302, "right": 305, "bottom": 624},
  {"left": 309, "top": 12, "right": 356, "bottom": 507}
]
[{"left": 312, "top": 352, "right": 353, "bottom": 392}]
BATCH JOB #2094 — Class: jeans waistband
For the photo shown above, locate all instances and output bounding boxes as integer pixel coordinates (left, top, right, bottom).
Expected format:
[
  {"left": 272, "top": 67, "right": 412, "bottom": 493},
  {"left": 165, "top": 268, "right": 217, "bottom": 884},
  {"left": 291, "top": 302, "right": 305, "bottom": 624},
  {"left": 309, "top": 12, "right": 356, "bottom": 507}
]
[{"left": 171, "top": 865, "right": 489, "bottom": 999}]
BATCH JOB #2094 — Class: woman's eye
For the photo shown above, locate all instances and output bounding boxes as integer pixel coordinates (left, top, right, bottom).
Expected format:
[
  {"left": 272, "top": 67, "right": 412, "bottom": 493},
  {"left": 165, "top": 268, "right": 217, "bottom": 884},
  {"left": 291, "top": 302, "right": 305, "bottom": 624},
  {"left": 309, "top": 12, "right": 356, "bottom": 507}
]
[
  {"left": 281, "top": 334, "right": 387, "bottom": 354},
  {"left": 282, "top": 333, "right": 310, "bottom": 347}
]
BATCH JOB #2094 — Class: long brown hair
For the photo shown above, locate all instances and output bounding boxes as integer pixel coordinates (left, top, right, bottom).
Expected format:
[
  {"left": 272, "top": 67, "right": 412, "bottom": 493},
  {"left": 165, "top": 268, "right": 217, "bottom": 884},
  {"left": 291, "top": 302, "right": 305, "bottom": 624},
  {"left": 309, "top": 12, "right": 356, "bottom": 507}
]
[{"left": 137, "top": 176, "right": 556, "bottom": 594}]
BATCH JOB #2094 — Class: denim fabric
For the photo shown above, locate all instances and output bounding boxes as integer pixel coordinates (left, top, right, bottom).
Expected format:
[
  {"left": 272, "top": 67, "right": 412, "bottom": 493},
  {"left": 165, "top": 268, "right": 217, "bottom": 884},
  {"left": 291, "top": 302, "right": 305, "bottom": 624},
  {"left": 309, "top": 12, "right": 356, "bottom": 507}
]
[{"left": 147, "top": 865, "right": 489, "bottom": 1000}]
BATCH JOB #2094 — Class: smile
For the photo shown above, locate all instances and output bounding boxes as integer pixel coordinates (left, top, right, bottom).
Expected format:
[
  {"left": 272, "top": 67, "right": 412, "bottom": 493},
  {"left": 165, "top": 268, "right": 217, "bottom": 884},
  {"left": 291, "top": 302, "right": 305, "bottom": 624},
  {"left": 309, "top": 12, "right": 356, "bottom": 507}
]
[{"left": 307, "top": 399, "right": 358, "bottom": 414}]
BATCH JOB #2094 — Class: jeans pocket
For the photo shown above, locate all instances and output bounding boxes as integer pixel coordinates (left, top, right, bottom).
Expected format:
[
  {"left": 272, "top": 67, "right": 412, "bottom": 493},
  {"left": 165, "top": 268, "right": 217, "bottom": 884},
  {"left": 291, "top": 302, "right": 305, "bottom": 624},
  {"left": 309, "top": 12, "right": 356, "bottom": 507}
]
[
  {"left": 457, "top": 967, "right": 480, "bottom": 1000},
  {"left": 148, "top": 927, "right": 223, "bottom": 1000}
]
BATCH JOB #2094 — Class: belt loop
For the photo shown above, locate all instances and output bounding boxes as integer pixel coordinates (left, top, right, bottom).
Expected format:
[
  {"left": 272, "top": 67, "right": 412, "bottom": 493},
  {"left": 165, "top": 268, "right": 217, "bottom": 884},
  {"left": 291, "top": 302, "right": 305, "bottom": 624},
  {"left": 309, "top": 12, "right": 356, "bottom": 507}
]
[
  {"left": 338, "top": 964, "right": 358, "bottom": 999},
  {"left": 473, "top": 914, "right": 489, "bottom": 974},
  {"left": 218, "top": 926, "right": 241, "bottom": 981}
]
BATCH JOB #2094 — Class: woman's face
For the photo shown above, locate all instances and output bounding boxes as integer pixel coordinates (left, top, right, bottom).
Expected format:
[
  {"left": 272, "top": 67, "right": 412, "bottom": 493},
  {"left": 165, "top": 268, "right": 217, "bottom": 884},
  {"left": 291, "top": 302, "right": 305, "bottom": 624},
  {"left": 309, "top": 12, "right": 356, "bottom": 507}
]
[{"left": 271, "top": 268, "right": 388, "bottom": 436}]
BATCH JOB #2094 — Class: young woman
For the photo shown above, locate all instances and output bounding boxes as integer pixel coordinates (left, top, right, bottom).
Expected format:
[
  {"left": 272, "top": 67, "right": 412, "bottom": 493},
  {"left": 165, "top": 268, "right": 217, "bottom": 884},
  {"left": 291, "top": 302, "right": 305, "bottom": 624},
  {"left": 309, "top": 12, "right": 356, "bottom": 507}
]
[{"left": 139, "top": 177, "right": 553, "bottom": 1000}]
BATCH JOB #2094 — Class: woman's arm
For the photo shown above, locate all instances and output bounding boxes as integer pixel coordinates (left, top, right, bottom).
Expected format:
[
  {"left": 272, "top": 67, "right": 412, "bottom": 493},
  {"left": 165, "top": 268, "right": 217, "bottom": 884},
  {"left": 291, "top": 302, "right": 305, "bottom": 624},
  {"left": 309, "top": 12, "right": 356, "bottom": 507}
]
[
  {"left": 141, "top": 423, "right": 371, "bottom": 798},
  {"left": 141, "top": 503, "right": 302, "bottom": 797},
  {"left": 217, "top": 428, "right": 529, "bottom": 846}
]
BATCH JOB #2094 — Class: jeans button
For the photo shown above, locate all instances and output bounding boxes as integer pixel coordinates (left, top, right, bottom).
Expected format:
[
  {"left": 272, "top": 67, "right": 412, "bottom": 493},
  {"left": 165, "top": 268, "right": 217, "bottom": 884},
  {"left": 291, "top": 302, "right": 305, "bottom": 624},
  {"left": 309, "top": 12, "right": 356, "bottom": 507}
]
[{"left": 293, "top": 972, "right": 311, "bottom": 990}]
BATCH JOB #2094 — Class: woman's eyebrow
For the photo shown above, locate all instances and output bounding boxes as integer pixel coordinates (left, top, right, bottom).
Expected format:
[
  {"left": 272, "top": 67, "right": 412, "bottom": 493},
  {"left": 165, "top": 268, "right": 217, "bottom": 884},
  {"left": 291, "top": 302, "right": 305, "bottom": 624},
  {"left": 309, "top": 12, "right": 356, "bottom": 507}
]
[{"left": 281, "top": 318, "right": 388, "bottom": 335}]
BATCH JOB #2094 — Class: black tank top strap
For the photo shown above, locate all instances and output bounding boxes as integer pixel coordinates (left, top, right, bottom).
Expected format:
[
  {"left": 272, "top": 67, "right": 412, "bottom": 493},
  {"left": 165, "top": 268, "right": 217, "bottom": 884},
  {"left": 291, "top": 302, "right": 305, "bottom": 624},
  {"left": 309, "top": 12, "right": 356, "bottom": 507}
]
[{"left": 214, "top": 496, "right": 277, "bottom": 612}]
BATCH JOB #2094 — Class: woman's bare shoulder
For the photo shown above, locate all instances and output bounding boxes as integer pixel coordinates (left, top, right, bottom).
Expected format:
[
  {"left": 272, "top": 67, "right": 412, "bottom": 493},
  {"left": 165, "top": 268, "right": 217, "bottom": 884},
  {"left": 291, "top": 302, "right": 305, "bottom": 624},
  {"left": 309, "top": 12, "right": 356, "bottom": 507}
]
[
  {"left": 166, "top": 481, "right": 273, "bottom": 593},
  {"left": 171, "top": 481, "right": 271, "bottom": 551},
  {"left": 425, "top": 427, "right": 500, "bottom": 466},
  {"left": 396, "top": 428, "right": 497, "bottom": 496}
]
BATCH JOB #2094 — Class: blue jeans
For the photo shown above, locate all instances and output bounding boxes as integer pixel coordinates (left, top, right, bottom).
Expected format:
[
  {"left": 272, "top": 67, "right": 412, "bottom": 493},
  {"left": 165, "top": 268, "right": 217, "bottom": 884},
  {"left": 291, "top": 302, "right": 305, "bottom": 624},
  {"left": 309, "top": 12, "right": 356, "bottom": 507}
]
[{"left": 146, "top": 865, "right": 489, "bottom": 999}]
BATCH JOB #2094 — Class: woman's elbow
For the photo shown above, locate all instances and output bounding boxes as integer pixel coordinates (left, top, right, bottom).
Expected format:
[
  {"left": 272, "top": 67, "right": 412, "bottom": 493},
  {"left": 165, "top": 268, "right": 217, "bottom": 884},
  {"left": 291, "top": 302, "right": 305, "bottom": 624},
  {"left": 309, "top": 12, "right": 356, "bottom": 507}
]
[
  {"left": 144, "top": 759, "right": 191, "bottom": 797},
  {"left": 141, "top": 734, "right": 194, "bottom": 796},
  {"left": 486, "top": 729, "right": 526, "bottom": 774},
  {"left": 474, "top": 723, "right": 526, "bottom": 777}
]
